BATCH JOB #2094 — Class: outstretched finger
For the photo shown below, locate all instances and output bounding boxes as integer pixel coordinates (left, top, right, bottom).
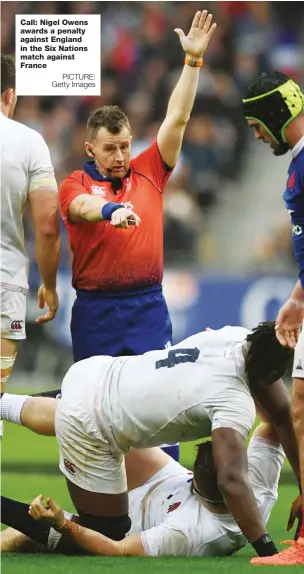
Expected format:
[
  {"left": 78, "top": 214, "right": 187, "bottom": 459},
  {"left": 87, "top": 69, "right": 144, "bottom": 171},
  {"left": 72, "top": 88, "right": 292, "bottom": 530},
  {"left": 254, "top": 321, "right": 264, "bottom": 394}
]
[
  {"left": 192, "top": 11, "right": 202, "bottom": 28},
  {"left": 202, "top": 12, "right": 212, "bottom": 32},
  {"left": 284, "top": 330, "right": 297, "bottom": 349},
  {"left": 46, "top": 497, "right": 58, "bottom": 512},
  {"left": 36, "top": 309, "right": 56, "bottom": 324},
  {"left": 31, "top": 494, "right": 45, "bottom": 507},
  {"left": 38, "top": 289, "right": 45, "bottom": 310},
  {"left": 207, "top": 22, "right": 217, "bottom": 39},
  {"left": 275, "top": 328, "right": 287, "bottom": 347}
]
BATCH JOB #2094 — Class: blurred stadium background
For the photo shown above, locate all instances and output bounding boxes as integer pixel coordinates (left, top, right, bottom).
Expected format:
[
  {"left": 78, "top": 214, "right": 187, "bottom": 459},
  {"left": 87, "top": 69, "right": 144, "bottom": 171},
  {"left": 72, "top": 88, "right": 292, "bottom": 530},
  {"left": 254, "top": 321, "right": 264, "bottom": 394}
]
[{"left": 1, "top": 2, "right": 304, "bottom": 471}]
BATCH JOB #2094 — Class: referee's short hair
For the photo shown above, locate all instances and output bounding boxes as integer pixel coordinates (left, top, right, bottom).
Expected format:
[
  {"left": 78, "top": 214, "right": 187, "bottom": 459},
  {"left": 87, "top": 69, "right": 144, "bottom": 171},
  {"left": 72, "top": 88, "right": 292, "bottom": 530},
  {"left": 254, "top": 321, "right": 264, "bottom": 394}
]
[
  {"left": 1, "top": 54, "right": 15, "bottom": 94},
  {"left": 87, "top": 105, "right": 131, "bottom": 140}
]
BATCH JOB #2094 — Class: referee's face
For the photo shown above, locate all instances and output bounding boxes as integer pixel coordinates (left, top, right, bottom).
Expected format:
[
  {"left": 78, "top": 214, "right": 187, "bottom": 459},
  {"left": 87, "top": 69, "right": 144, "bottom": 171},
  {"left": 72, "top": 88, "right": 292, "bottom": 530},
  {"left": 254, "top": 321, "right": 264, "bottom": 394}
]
[
  {"left": 247, "top": 120, "right": 279, "bottom": 154},
  {"left": 85, "top": 126, "right": 132, "bottom": 178}
]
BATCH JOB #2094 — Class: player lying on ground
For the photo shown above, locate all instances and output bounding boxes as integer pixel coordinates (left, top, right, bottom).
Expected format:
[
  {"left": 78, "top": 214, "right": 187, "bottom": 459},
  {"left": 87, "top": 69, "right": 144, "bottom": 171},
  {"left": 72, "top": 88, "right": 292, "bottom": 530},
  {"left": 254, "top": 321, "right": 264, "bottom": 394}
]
[
  {"left": 0, "top": 322, "right": 301, "bottom": 557},
  {"left": 1, "top": 422, "right": 293, "bottom": 557}
]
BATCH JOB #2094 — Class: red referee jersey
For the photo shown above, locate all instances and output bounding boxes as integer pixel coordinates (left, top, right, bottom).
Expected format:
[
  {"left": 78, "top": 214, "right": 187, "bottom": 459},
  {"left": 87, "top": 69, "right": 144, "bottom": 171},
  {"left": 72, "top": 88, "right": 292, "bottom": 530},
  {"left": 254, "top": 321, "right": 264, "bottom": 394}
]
[{"left": 59, "top": 141, "right": 173, "bottom": 291}]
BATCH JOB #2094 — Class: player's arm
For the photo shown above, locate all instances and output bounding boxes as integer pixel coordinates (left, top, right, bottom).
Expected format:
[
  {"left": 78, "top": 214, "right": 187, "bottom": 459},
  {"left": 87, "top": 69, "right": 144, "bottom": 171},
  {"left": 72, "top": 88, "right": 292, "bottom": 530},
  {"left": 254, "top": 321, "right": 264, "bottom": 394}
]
[
  {"left": 276, "top": 207, "right": 304, "bottom": 347},
  {"left": 28, "top": 133, "right": 60, "bottom": 293},
  {"left": 57, "top": 522, "right": 146, "bottom": 556},
  {"left": 157, "top": 10, "right": 216, "bottom": 168},
  {"left": 252, "top": 378, "right": 301, "bottom": 484},
  {"left": 28, "top": 495, "right": 145, "bottom": 556},
  {"left": 27, "top": 133, "right": 60, "bottom": 323},
  {"left": 212, "top": 427, "right": 277, "bottom": 554},
  {"left": 28, "top": 189, "right": 60, "bottom": 291}
]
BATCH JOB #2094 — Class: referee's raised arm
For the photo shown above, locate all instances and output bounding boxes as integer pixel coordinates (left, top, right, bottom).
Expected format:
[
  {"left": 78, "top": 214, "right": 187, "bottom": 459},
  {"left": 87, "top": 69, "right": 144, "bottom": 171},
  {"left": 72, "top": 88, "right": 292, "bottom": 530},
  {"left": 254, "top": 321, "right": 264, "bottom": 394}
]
[{"left": 157, "top": 10, "right": 216, "bottom": 168}]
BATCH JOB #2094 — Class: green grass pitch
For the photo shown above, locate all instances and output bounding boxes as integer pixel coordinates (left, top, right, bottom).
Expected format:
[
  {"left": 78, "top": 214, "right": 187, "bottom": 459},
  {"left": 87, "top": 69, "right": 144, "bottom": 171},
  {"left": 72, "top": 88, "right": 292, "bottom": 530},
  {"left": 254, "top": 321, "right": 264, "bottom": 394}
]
[{"left": 1, "top": 421, "right": 302, "bottom": 573}]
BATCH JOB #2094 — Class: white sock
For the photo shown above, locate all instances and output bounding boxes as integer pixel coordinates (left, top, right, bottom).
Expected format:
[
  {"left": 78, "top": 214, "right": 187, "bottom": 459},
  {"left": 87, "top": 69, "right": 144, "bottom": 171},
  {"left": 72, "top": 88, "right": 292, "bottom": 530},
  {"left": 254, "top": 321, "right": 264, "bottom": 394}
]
[{"left": 0, "top": 393, "right": 29, "bottom": 425}]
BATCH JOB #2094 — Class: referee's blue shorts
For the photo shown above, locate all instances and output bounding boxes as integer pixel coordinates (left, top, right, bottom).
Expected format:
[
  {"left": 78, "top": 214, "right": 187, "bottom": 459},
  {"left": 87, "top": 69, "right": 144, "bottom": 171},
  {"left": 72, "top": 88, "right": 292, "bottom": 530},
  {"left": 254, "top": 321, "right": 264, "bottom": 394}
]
[
  {"left": 71, "top": 284, "right": 172, "bottom": 361},
  {"left": 73, "top": 285, "right": 179, "bottom": 461}
]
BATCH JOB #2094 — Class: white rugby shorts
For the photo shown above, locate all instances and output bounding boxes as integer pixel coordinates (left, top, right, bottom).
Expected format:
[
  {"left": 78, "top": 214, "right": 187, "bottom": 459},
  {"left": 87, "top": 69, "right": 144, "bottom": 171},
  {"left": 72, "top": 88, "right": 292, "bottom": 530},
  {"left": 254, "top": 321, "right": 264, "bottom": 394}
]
[
  {"left": 1, "top": 286, "right": 27, "bottom": 340},
  {"left": 55, "top": 373, "right": 127, "bottom": 495}
]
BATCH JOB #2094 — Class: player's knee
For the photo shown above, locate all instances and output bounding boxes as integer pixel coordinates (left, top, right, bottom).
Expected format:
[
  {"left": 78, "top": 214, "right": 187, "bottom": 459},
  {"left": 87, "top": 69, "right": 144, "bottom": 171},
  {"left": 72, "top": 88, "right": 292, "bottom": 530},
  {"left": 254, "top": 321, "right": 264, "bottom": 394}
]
[
  {"left": 0, "top": 353, "right": 17, "bottom": 390},
  {"left": 76, "top": 509, "right": 131, "bottom": 540}
]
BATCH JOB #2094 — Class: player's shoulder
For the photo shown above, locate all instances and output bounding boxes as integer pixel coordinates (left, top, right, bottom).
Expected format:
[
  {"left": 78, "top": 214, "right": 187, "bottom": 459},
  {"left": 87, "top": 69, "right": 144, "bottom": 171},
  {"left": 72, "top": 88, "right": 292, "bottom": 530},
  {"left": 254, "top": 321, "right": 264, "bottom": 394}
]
[
  {"left": 178, "top": 326, "right": 250, "bottom": 347},
  {"left": 2, "top": 115, "right": 45, "bottom": 144}
]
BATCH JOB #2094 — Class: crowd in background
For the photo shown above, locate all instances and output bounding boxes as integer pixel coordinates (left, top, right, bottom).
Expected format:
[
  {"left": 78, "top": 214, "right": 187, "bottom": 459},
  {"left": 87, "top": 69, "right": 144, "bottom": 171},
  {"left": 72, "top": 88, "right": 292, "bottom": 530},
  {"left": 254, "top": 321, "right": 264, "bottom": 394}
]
[
  {"left": 2, "top": 1, "right": 303, "bottom": 269},
  {"left": 1, "top": 1, "right": 303, "bottom": 373}
]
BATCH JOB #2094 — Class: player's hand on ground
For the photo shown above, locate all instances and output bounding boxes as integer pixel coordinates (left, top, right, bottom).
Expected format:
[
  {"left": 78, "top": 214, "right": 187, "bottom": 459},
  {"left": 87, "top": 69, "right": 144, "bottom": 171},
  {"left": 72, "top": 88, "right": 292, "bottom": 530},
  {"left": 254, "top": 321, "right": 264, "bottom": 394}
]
[
  {"left": 286, "top": 494, "right": 303, "bottom": 540},
  {"left": 275, "top": 298, "right": 304, "bottom": 348},
  {"left": 174, "top": 10, "right": 217, "bottom": 59},
  {"left": 111, "top": 208, "right": 141, "bottom": 229},
  {"left": 29, "top": 494, "right": 65, "bottom": 528},
  {"left": 36, "top": 284, "right": 59, "bottom": 324}
]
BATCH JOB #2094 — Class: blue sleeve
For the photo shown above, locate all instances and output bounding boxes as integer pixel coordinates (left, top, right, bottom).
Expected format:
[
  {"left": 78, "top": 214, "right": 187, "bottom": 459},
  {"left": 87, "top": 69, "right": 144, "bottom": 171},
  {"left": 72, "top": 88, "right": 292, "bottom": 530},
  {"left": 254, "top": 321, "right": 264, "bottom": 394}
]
[
  {"left": 284, "top": 151, "right": 304, "bottom": 286},
  {"left": 290, "top": 211, "right": 304, "bottom": 288}
]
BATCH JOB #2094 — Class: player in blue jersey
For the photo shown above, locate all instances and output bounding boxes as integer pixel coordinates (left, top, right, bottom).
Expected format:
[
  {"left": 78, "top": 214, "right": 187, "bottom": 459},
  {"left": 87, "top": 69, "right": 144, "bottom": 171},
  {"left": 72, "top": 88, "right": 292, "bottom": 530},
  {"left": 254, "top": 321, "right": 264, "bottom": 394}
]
[{"left": 243, "top": 71, "right": 304, "bottom": 565}]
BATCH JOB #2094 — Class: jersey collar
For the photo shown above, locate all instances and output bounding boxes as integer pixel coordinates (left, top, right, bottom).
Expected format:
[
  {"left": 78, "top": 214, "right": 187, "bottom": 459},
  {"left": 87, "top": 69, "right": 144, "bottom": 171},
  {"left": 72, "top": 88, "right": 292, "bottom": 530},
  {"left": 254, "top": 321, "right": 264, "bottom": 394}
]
[
  {"left": 84, "top": 160, "right": 131, "bottom": 182},
  {"left": 291, "top": 135, "right": 304, "bottom": 159}
]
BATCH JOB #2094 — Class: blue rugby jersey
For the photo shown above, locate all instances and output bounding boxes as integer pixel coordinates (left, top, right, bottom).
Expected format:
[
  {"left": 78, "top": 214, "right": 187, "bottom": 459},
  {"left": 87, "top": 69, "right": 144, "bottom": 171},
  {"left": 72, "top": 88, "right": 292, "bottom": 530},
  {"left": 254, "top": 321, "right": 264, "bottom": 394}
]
[{"left": 283, "top": 137, "right": 304, "bottom": 287}]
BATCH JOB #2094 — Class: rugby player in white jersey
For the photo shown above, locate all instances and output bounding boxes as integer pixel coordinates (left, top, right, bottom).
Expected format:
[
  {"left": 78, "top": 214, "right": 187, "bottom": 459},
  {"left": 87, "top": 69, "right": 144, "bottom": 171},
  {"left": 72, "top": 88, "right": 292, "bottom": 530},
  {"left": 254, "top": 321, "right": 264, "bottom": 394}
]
[
  {"left": 1, "top": 321, "right": 300, "bottom": 557},
  {"left": 0, "top": 54, "right": 60, "bottom": 403},
  {"left": 0, "top": 421, "right": 291, "bottom": 557}
]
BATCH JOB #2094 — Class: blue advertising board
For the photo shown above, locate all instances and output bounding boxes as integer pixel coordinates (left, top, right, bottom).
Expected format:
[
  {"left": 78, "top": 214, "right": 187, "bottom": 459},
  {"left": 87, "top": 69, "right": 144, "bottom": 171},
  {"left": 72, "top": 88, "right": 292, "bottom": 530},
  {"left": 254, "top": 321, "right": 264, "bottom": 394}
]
[{"left": 46, "top": 270, "right": 296, "bottom": 348}]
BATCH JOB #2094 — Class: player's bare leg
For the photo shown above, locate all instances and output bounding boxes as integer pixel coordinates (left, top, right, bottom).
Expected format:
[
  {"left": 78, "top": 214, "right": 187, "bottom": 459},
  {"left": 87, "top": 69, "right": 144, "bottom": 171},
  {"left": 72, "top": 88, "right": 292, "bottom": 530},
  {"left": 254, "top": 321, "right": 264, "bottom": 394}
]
[
  {"left": 0, "top": 338, "right": 18, "bottom": 438},
  {"left": 0, "top": 527, "right": 46, "bottom": 553},
  {"left": 292, "top": 377, "right": 304, "bottom": 538},
  {"left": 0, "top": 337, "right": 18, "bottom": 394},
  {"left": 1, "top": 395, "right": 57, "bottom": 436},
  {"left": 126, "top": 447, "right": 172, "bottom": 491},
  {"left": 21, "top": 397, "right": 57, "bottom": 435}
]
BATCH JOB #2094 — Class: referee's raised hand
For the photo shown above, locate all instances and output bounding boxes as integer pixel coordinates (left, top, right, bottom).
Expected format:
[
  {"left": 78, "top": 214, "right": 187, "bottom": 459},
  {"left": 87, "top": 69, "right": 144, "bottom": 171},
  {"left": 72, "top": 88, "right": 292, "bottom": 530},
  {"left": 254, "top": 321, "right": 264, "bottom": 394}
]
[
  {"left": 36, "top": 284, "right": 59, "bottom": 324},
  {"left": 174, "top": 10, "right": 217, "bottom": 59}
]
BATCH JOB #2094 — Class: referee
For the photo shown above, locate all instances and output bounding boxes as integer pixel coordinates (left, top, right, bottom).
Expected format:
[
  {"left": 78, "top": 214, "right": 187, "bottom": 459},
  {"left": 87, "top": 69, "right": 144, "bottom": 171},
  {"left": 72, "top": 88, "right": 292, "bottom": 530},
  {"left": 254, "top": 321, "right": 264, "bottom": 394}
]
[{"left": 51, "top": 11, "right": 216, "bottom": 461}]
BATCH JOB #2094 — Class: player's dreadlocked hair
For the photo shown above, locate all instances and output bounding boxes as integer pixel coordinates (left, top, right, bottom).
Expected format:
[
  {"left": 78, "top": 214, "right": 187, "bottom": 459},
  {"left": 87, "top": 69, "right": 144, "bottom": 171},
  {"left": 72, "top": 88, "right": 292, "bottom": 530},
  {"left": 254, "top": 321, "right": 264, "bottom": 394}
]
[
  {"left": 245, "top": 321, "right": 294, "bottom": 387},
  {"left": 192, "top": 440, "right": 225, "bottom": 506}
]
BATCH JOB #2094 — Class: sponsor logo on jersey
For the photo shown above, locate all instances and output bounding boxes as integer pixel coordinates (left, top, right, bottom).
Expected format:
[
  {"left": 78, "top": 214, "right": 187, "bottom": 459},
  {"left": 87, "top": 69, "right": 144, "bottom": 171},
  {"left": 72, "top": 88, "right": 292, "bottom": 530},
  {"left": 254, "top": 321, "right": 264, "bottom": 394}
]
[
  {"left": 295, "top": 359, "right": 303, "bottom": 371},
  {"left": 292, "top": 225, "right": 303, "bottom": 236},
  {"left": 10, "top": 320, "right": 23, "bottom": 330},
  {"left": 287, "top": 171, "right": 295, "bottom": 190},
  {"left": 64, "top": 458, "right": 76, "bottom": 474},
  {"left": 91, "top": 186, "right": 106, "bottom": 196},
  {"left": 123, "top": 201, "right": 133, "bottom": 210},
  {"left": 167, "top": 501, "right": 181, "bottom": 513}
]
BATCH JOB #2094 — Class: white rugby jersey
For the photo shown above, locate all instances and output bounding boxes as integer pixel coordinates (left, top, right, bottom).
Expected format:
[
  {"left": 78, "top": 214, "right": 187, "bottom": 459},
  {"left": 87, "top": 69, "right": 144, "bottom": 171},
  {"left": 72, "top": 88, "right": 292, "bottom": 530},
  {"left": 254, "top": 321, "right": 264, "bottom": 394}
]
[
  {"left": 128, "top": 438, "right": 285, "bottom": 556},
  {"left": 63, "top": 326, "right": 256, "bottom": 451},
  {"left": 0, "top": 112, "right": 57, "bottom": 291}
]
